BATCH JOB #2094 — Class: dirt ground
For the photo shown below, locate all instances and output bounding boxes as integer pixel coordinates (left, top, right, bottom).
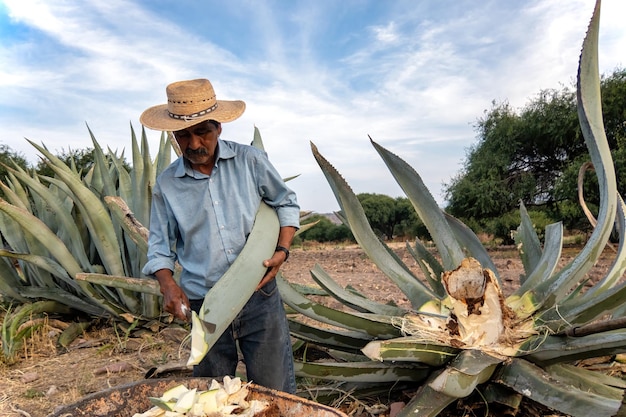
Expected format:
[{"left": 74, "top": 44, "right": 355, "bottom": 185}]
[{"left": 0, "top": 243, "right": 621, "bottom": 417}]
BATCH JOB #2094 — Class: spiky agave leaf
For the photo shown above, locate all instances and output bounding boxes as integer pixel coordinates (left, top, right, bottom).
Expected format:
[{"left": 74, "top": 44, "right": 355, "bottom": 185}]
[
  {"left": 289, "top": 2, "right": 626, "bottom": 416},
  {"left": 310, "top": 142, "right": 440, "bottom": 310}
]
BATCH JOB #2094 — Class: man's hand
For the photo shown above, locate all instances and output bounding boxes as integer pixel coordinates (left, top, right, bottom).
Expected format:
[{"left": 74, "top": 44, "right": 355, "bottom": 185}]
[
  {"left": 257, "top": 226, "right": 296, "bottom": 290},
  {"left": 259, "top": 250, "right": 288, "bottom": 289},
  {"left": 155, "top": 269, "right": 190, "bottom": 321}
]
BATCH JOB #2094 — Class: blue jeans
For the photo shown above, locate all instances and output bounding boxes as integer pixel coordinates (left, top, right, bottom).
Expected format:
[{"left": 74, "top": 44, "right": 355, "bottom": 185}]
[{"left": 189, "top": 279, "right": 296, "bottom": 393}]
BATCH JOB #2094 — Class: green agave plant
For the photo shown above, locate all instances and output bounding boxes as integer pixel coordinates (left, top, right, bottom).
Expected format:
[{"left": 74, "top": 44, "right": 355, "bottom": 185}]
[
  {"left": 279, "top": 2, "right": 626, "bottom": 416},
  {"left": 0, "top": 126, "right": 174, "bottom": 324},
  {"left": 0, "top": 123, "right": 313, "bottom": 360}
]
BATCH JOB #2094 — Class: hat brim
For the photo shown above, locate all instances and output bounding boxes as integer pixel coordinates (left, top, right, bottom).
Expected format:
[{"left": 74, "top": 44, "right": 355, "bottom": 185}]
[{"left": 140, "top": 100, "right": 246, "bottom": 131}]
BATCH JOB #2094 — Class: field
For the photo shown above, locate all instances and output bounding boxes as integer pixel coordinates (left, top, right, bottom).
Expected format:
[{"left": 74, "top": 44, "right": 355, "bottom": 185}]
[{"left": 0, "top": 243, "right": 622, "bottom": 417}]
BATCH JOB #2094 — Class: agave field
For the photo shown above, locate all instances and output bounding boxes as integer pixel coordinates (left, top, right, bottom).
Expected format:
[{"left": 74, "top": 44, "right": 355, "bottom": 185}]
[{"left": 2, "top": 1, "right": 626, "bottom": 416}]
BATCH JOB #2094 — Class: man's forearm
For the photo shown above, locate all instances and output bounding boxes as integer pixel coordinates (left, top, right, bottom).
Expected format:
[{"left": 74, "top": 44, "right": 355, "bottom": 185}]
[{"left": 277, "top": 226, "right": 297, "bottom": 249}]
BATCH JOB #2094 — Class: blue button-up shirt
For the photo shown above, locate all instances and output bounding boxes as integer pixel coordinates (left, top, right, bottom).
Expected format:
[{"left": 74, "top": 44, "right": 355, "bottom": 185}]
[{"left": 142, "top": 139, "right": 300, "bottom": 299}]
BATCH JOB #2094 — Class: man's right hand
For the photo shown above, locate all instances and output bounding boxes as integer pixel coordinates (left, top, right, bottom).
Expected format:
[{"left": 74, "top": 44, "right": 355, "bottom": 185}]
[{"left": 155, "top": 269, "right": 191, "bottom": 322}]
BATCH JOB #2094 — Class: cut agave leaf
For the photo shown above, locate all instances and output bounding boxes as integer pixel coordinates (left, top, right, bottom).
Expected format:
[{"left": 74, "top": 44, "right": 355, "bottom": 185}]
[
  {"left": 187, "top": 203, "right": 279, "bottom": 365},
  {"left": 187, "top": 311, "right": 209, "bottom": 365},
  {"left": 294, "top": 360, "right": 430, "bottom": 383}
]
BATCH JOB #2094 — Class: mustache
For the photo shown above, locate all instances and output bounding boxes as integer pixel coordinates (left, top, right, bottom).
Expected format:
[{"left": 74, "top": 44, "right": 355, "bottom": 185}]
[{"left": 185, "top": 148, "right": 209, "bottom": 156}]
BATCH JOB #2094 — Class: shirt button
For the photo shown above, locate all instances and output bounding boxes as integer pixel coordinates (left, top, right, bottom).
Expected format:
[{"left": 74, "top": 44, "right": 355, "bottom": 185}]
[{"left": 214, "top": 201, "right": 219, "bottom": 205}]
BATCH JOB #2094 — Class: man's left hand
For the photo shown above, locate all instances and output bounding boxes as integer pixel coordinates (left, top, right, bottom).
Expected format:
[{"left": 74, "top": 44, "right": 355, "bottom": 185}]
[{"left": 258, "top": 250, "right": 288, "bottom": 290}]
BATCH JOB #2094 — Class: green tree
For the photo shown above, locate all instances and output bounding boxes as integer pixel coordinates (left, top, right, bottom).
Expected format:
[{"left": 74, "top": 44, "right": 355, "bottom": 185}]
[
  {"left": 0, "top": 144, "right": 29, "bottom": 179},
  {"left": 445, "top": 68, "right": 626, "bottom": 233},
  {"left": 357, "top": 193, "right": 397, "bottom": 239},
  {"left": 356, "top": 193, "right": 429, "bottom": 240},
  {"left": 35, "top": 147, "right": 95, "bottom": 177},
  {"left": 298, "top": 214, "right": 353, "bottom": 243}
]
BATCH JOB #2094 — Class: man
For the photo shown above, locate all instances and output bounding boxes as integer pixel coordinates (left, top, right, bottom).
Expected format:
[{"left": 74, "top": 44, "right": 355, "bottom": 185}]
[{"left": 140, "top": 78, "right": 299, "bottom": 393}]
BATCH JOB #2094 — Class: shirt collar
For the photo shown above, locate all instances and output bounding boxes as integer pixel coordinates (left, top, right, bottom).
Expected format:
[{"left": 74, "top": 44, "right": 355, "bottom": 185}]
[{"left": 173, "top": 139, "right": 237, "bottom": 178}]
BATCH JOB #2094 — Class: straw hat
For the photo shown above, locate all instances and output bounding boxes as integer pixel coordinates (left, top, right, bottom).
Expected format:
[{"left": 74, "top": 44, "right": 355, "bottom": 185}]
[{"left": 140, "top": 78, "right": 246, "bottom": 131}]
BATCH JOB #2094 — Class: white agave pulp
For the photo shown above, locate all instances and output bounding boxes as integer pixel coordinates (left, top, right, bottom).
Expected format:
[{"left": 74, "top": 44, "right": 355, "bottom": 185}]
[
  {"left": 134, "top": 376, "right": 268, "bottom": 417},
  {"left": 363, "top": 257, "right": 537, "bottom": 360},
  {"left": 187, "top": 310, "right": 209, "bottom": 365}
]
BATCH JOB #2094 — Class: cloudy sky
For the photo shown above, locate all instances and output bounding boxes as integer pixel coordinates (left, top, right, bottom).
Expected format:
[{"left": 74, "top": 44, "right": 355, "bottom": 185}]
[{"left": 1, "top": 0, "right": 624, "bottom": 213}]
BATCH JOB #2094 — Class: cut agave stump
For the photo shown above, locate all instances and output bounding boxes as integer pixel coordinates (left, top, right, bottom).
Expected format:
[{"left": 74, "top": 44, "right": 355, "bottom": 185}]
[{"left": 48, "top": 377, "right": 348, "bottom": 417}]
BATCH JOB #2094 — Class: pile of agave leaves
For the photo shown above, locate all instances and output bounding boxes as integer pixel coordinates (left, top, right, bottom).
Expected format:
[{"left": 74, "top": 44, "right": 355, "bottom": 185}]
[
  {"left": 278, "top": 2, "right": 626, "bottom": 416},
  {"left": 1, "top": 1, "right": 626, "bottom": 417}
]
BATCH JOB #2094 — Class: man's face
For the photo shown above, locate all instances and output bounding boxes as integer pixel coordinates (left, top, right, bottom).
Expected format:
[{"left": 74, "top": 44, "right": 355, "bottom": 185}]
[{"left": 173, "top": 120, "right": 222, "bottom": 167}]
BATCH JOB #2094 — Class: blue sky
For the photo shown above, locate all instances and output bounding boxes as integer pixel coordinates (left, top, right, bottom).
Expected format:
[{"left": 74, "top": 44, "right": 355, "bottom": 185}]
[{"left": 1, "top": 1, "right": 624, "bottom": 213}]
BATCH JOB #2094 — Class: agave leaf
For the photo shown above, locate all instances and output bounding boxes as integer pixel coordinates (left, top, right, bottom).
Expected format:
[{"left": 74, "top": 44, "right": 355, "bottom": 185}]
[
  {"left": 294, "top": 220, "right": 319, "bottom": 236},
  {"left": 139, "top": 124, "right": 154, "bottom": 226},
  {"left": 544, "top": 363, "right": 626, "bottom": 397},
  {"left": 522, "top": 328, "right": 626, "bottom": 364},
  {"left": 188, "top": 203, "right": 281, "bottom": 365},
  {"left": 0, "top": 186, "right": 58, "bottom": 288},
  {"left": 0, "top": 250, "right": 80, "bottom": 292},
  {"left": 361, "top": 336, "right": 459, "bottom": 366},
  {"left": 310, "top": 264, "right": 407, "bottom": 316},
  {"left": 251, "top": 126, "right": 265, "bottom": 150},
  {"left": 397, "top": 350, "right": 502, "bottom": 417},
  {"left": 76, "top": 273, "right": 160, "bottom": 295},
  {"left": 167, "top": 131, "right": 182, "bottom": 157},
  {"left": 5, "top": 164, "right": 92, "bottom": 270},
  {"left": 294, "top": 360, "right": 429, "bottom": 383},
  {"left": 509, "top": 221, "right": 563, "bottom": 301},
  {"left": 155, "top": 129, "right": 173, "bottom": 176},
  {"left": 443, "top": 212, "right": 500, "bottom": 281},
  {"left": 582, "top": 193, "right": 626, "bottom": 296},
  {"left": 108, "top": 151, "right": 133, "bottom": 203},
  {"left": 105, "top": 196, "right": 149, "bottom": 253},
  {"left": 311, "top": 142, "right": 438, "bottom": 310},
  {"left": 87, "top": 125, "right": 117, "bottom": 197},
  {"left": 0, "top": 179, "right": 29, "bottom": 211},
  {"left": 19, "top": 286, "right": 107, "bottom": 316},
  {"left": 481, "top": 383, "right": 523, "bottom": 410},
  {"left": 405, "top": 240, "right": 446, "bottom": 296},
  {"left": 0, "top": 257, "right": 28, "bottom": 302},
  {"left": 0, "top": 199, "right": 82, "bottom": 278},
  {"left": 370, "top": 139, "right": 465, "bottom": 271},
  {"left": 277, "top": 273, "right": 402, "bottom": 338},
  {"left": 536, "top": 197, "right": 626, "bottom": 328},
  {"left": 4, "top": 170, "right": 30, "bottom": 208},
  {"left": 288, "top": 319, "right": 373, "bottom": 353},
  {"left": 27, "top": 140, "right": 127, "bottom": 278},
  {"left": 495, "top": 358, "right": 622, "bottom": 417},
  {"left": 515, "top": 202, "right": 544, "bottom": 281}
]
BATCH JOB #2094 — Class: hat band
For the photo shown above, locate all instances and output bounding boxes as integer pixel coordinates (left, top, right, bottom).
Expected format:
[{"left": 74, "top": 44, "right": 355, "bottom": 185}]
[{"left": 168, "top": 103, "right": 218, "bottom": 122}]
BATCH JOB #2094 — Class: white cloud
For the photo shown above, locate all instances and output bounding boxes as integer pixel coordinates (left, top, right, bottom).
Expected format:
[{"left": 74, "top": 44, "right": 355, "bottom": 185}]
[{"left": 1, "top": 0, "right": 624, "bottom": 213}]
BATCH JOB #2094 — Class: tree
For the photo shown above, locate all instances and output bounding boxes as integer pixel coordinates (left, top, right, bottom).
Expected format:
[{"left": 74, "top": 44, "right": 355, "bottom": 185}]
[
  {"left": 0, "top": 144, "right": 29, "bottom": 178},
  {"left": 357, "top": 193, "right": 429, "bottom": 240},
  {"left": 297, "top": 214, "right": 353, "bottom": 243},
  {"left": 357, "top": 193, "right": 397, "bottom": 239},
  {"left": 35, "top": 147, "right": 96, "bottom": 177},
  {"left": 0, "top": 144, "right": 30, "bottom": 199},
  {"left": 444, "top": 68, "right": 626, "bottom": 232}
]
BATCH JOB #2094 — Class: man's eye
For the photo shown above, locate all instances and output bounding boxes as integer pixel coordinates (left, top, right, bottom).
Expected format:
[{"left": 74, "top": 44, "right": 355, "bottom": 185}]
[
  {"left": 175, "top": 131, "right": 190, "bottom": 139},
  {"left": 193, "top": 128, "right": 209, "bottom": 136}
]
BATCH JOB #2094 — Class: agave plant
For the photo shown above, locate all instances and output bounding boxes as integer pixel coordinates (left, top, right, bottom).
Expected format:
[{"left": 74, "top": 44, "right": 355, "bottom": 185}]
[
  {"left": 0, "top": 120, "right": 313, "bottom": 361},
  {"left": 279, "top": 2, "right": 626, "bottom": 416},
  {"left": 0, "top": 126, "right": 174, "bottom": 324}
]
